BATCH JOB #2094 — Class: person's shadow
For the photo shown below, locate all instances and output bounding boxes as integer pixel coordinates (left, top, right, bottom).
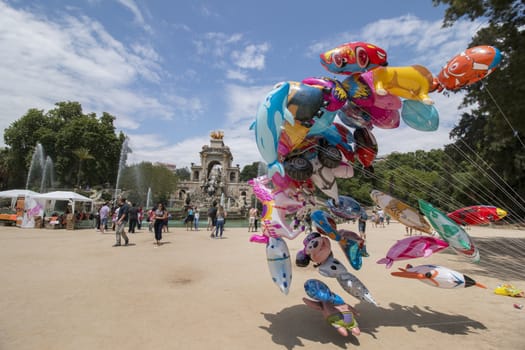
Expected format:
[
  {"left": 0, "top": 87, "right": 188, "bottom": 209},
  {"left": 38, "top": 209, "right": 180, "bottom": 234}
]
[{"left": 260, "top": 302, "right": 486, "bottom": 349}]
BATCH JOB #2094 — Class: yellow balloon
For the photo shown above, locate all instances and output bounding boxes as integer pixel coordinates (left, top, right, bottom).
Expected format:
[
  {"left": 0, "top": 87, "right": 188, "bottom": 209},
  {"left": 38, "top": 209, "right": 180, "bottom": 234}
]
[{"left": 372, "top": 65, "right": 434, "bottom": 104}]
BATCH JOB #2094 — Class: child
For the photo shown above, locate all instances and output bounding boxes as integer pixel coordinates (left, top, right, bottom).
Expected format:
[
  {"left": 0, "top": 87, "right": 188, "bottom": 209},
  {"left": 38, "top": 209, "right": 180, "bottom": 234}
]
[{"left": 303, "top": 279, "right": 360, "bottom": 337}]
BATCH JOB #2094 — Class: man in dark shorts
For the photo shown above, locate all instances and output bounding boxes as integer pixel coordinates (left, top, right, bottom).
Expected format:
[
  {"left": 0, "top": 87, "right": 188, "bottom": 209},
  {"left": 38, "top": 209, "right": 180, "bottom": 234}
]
[
  {"left": 114, "top": 198, "right": 130, "bottom": 247},
  {"left": 208, "top": 201, "right": 218, "bottom": 238},
  {"left": 358, "top": 210, "right": 369, "bottom": 257}
]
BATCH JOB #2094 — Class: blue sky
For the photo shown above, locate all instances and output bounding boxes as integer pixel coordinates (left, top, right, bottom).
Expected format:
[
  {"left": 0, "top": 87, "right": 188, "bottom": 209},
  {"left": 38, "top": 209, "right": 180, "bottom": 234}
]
[{"left": 0, "top": 0, "right": 484, "bottom": 169}]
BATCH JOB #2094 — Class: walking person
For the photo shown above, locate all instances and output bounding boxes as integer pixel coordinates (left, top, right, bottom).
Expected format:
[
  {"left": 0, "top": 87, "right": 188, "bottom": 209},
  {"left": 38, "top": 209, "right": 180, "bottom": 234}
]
[
  {"left": 99, "top": 201, "right": 110, "bottom": 234},
  {"left": 253, "top": 207, "right": 259, "bottom": 232},
  {"left": 113, "top": 198, "right": 130, "bottom": 247},
  {"left": 185, "top": 206, "right": 194, "bottom": 231},
  {"left": 153, "top": 202, "right": 168, "bottom": 246},
  {"left": 94, "top": 205, "right": 101, "bottom": 231},
  {"left": 207, "top": 204, "right": 215, "bottom": 231},
  {"left": 208, "top": 202, "right": 218, "bottom": 238},
  {"left": 128, "top": 202, "right": 138, "bottom": 233},
  {"left": 148, "top": 207, "right": 155, "bottom": 232},
  {"left": 163, "top": 211, "right": 171, "bottom": 233},
  {"left": 194, "top": 206, "right": 200, "bottom": 231},
  {"left": 358, "top": 210, "right": 369, "bottom": 257},
  {"left": 111, "top": 206, "right": 119, "bottom": 231},
  {"left": 215, "top": 205, "right": 226, "bottom": 238},
  {"left": 248, "top": 207, "right": 256, "bottom": 232},
  {"left": 137, "top": 206, "right": 143, "bottom": 230},
  {"left": 378, "top": 208, "right": 385, "bottom": 228}
]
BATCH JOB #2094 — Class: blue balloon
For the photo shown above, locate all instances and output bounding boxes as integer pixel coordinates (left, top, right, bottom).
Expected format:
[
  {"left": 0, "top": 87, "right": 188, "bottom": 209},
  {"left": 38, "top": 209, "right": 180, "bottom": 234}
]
[
  {"left": 250, "top": 82, "right": 295, "bottom": 178},
  {"left": 304, "top": 279, "right": 345, "bottom": 305},
  {"left": 401, "top": 100, "right": 439, "bottom": 131},
  {"left": 327, "top": 195, "right": 362, "bottom": 220},
  {"left": 337, "top": 102, "right": 372, "bottom": 129},
  {"left": 307, "top": 110, "right": 336, "bottom": 136},
  {"left": 340, "top": 238, "right": 363, "bottom": 270}
]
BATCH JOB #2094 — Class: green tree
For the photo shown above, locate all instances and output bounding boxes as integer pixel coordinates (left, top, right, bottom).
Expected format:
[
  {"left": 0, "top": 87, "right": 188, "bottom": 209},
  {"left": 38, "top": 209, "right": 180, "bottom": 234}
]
[
  {"left": 3, "top": 108, "right": 51, "bottom": 188},
  {"left": 175, "top": 167, "right": 191, "bottom": 181},
  {"left": 118, "top": 162, "right": 178, "bottom": 206},
  {"left": 240, "top": 162, "right": 261, "bottom": 181},
  {"left": 3, "top": 102, "right": 125, "bottom": 189},
  {"left": 72, "top": 147, "right": 95, "bottom": 187},
  {"left": 0, "top": 148, "right": 12, "bottom": 190},
  {"left": 434, "top": 0, "right": 525, "bottom": 218}
]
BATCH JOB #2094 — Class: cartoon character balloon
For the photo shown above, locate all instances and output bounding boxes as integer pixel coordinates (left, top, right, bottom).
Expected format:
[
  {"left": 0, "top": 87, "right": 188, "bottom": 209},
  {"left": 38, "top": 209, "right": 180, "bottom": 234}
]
[
  {"left": 320, "top": 42, "right": 388, "bottom": 75},
  {"left": 433, "top": 45, "right": 502, "bottom": 92}
]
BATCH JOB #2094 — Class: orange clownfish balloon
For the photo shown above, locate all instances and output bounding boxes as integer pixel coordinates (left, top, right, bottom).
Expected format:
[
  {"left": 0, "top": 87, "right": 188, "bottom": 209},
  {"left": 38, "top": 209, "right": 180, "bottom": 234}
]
[{"left": 433, "top": 45, "right": 502, "bottom": 92}]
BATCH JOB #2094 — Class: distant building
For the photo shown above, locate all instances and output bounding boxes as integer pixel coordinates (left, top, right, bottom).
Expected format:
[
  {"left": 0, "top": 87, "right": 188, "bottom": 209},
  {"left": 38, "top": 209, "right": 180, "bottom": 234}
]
[
  {"left": 155, "top": 162, "right": 177, "bottom": 172},
  {"left": 175, "top": 131, "right": 252, "bottom": 209}
]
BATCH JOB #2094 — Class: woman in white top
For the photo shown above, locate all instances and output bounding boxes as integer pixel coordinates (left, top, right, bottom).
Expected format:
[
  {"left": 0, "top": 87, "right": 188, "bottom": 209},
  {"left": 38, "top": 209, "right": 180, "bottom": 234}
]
[{"left": 194, "top": 207, "right": 200, "bottom": 231}]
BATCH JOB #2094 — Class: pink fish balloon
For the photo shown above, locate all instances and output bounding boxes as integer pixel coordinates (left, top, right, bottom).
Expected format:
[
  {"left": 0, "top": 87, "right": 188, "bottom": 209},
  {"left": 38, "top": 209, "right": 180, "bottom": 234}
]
[{"left": 377, "top": 236, "right": 449, "bottom": 269}]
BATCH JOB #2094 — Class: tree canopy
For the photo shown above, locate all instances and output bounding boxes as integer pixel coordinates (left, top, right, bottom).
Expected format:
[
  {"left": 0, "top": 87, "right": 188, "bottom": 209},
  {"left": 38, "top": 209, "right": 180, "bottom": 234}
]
[
  {"left": 117, "top": 162, "right": 179, "bottom": 208},
  {"left": 3, "top": 101, "right": 125, "bottom": 189},
  {"left": 433, "top": 0, "right": 525, "bottom": 218},
  {"left": 240, "top": 162, "right": 261, "bottom": 181}
]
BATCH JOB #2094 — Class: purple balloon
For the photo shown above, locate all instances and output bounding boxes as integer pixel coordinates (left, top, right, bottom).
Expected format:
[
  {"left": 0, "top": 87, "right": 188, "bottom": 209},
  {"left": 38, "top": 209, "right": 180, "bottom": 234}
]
[{"left": 377, "top": 236, "right": 449, "bottom": 269}]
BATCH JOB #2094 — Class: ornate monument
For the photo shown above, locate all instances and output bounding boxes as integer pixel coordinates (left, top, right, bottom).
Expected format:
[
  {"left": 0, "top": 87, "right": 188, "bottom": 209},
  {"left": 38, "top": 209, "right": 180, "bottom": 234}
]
[{"left": 175, "top": 131, "right": 252, "bottom": 215}]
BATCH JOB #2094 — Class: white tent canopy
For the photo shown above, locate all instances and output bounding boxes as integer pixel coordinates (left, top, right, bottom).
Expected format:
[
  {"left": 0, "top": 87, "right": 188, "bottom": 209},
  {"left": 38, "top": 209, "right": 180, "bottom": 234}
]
[
  {"left": 34, "top": 191, "right": 92, "bottom": 202},
  {"left": 0, "top": 189, "right": 40, "bottom": 198},
  {"left": 0, "top": 189, "right": 40, "bottom": 209},
  {"left": 33, "top": 191, "right": 94, "bottom": 214}
]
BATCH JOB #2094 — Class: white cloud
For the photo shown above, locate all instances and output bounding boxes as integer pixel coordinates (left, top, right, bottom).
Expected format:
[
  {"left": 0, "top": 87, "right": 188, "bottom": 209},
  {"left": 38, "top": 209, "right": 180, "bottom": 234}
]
[
  {"left": 125, "top": 83, "right": 271, "bottom": 169},
  {"left": 0, "top": 2, "right": 199, "bottom": 145},
  {"left": 194, "top": 32, "right": 243, "bottom": 57},
  {"left": 193, "top": 32, "right": 269, "bottom": 75},
  {"left": 226, "top": 70, "right": 249, "bottom": 82},
  {"left": 301, "top": 15, "right": 485, "bottom": 160},
  {"left": 308, "top": 15, "right": 485, "bottom": 72},
  {"left": 199, "top": 4, "right": 219, "bottom": 18},
  {"left": 126, "top": 130, "right": 264, "bottom": 171},
  {"left": 115, "top": 0, "right": 152, "bottom": 33},
  {"left": 224, "top": 84, "right": 274, "bottom": 124},
  {"left": 231, "top": 43, "right": 270, "bottom": 70}
]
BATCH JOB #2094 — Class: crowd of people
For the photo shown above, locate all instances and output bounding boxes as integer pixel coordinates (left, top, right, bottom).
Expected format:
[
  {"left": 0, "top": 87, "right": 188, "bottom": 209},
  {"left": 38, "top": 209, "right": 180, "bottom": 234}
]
[
  {"left": 93, "top": 198, "right": 389, "bottom": 256},
  {"left": 93, "top": 198, "right": 237, "bottom": 246},
  {"left": 94, "top": 198, "right": 171, "bottom": 247}
]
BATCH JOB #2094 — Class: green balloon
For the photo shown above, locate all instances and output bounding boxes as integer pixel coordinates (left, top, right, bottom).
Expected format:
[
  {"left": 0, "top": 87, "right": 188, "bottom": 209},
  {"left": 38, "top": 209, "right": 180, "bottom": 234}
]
[{"left": 418, "top": 199, "right": 479, "bottom": 263}]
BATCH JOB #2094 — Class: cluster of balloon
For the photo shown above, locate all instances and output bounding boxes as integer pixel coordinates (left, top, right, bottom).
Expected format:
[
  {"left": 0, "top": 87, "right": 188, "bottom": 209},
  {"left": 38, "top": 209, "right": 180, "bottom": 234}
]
[
  {"left": 369, "top": 189, "right": 490, "bottom": 290},
  {"left": 248, "top": 41, "right": 501, "bottom": 332}
]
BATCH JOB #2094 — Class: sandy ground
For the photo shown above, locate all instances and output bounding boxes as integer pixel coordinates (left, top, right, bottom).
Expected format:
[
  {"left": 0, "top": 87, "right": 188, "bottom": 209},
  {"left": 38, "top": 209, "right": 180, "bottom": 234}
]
[{"left": 0, "top": 221, "right": 524, "bottom": 350}]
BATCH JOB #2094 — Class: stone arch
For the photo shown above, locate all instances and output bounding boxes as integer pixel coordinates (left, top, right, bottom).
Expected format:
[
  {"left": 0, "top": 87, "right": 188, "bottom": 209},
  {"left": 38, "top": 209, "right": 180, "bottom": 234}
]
[
  {"left": 207, "top": 160, "right": 222, "bottom": 179},
  {"left": 229, "top": 171, "right": 236, "bottom": 182}
]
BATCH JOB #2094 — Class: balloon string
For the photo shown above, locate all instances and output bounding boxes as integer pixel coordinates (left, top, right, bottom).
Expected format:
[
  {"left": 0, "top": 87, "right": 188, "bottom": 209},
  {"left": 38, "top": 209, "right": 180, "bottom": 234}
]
[
  {"left": 375, "top": 145, "right": 523, "bottom": 222},
  {"left": 485, "top": 86, "right": 525, "bottom": 149},
  {"left": 323, "top": 121, "right": 524, "bottom": 219},
  {"left": 449, "top": 141, "right": 525, "bottom": 213},
  {"left": 455, "top": 138, "right": 525, "bottom": 208},
  {"left": 348, "top": 136, "right": 477, "bottom": 211},
  {"left": 438, "top": 148, "right": 522, "bottom": 218},
  {"left": 339, "top": 98, "right": 524, "bottom": 216}
]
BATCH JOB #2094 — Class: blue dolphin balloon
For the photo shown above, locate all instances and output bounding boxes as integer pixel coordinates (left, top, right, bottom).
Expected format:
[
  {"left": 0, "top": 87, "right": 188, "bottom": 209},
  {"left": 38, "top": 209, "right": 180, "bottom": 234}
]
[{"left": 250, "top": 82, "right": 295, "bottom": 178}]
